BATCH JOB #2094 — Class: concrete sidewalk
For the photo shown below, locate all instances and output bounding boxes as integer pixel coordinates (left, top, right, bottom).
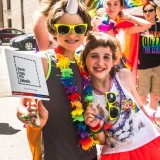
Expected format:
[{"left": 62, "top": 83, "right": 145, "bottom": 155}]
[
  {"left": 0, "top": 46, "right": 32, "bottom": 159},
  {"left": 0, "top": 97, "right": 32, "bottom": 160}
]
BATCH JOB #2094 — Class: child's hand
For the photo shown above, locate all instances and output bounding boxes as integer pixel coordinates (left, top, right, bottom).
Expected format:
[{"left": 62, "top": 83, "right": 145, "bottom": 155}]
[
  {"left": 23, "top": 100, "right": 48, "bottom": 128},
  {"left": 84, "top": 104, "right": 102, "bottom": 128}
]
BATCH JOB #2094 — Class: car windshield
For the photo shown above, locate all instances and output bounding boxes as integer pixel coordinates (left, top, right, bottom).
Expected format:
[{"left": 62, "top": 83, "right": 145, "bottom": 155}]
[{"left": 11, "top": 29, "right": 23, "bottom": 34}]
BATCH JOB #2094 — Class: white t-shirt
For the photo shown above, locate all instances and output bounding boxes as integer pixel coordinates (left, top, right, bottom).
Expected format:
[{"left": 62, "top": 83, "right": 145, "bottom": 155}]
[{"left": 93, "top": 74, "right": 160, "bottom": 154}]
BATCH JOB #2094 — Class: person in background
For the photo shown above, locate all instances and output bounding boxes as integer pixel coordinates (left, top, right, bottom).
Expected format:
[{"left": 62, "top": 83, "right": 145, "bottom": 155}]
[
  {"left": 91, "top": 0, "right": 151, "bottom": 43},
  {"left": 82, "top": 31, "right": 160, "bottom": 160},
  {"left": 91, "top": 8, "right": 105, "bottom": 32},
  {"left": 17, "top": 0, "right": 98, "bottom": 159},
  {"left": 137, "top": 1, "right": 160, "bottom": 111}
]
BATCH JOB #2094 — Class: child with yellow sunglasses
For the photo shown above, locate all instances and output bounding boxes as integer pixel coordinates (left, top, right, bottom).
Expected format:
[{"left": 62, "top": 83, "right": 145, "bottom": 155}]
[{"left": 16, "top": 0, "right": 97, "bottom": 160}]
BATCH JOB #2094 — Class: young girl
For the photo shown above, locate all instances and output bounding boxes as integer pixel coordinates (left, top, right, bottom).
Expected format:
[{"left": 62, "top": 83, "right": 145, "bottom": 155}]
[
  {"left": 92, "top": 0, "right": 151, "bottom": 40},
  {"left": 17, "top": 0, "right": 97, "bottom": 160},
  {"left": 82, "top": 32, "right": 160, "bottom": 160}
]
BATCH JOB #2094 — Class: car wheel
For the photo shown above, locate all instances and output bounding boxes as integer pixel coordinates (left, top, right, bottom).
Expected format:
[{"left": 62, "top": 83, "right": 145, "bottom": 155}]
[
  {"left": 0, "top": 38, "right": 3, "bottom": 45},
  {"left": 24, "top": 42, "right": 33, "bottom": 50}
]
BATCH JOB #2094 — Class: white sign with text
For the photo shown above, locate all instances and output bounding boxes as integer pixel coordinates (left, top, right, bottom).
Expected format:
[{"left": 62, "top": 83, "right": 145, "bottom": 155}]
[{"left": 0, "top": 49, "right": 49, "bottom": 100}]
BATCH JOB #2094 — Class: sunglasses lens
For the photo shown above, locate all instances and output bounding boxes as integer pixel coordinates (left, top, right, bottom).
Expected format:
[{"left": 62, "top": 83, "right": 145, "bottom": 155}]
[
  {"left": 110, "top": 107, "right": 119, "bottom": 119},
  {"left": 74, "top": 25, "right": 86, "bottom": 34},
  {"left": 149, "top": 9, "right": 154, "bottom": 12},
  {"left": 106, "top": 93, "right": 116, "bottom": 103},
  {"left": 58, "top": 25, "right": 70, "bottom": 35},
  {"left": 144, "top": 9, "right": 154, "bottom": 13}
]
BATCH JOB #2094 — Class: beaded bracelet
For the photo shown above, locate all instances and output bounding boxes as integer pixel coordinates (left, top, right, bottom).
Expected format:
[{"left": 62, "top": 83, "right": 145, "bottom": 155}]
[
  {"left": 22, "top": 114, "right": 29, "bottom": 121},
  {"left": 90, "top": 121, "right": 104, "bottom": 134},
  {"left": 150, "top": 112, "right": 156, "bottom": 122},
  {"left": 22, "top": 114, "right": 40, "bottom": 128}
]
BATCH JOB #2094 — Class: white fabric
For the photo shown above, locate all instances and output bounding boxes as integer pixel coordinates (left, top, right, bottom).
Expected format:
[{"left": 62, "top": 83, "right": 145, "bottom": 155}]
[{"left": 93, "top": 74, "right": 160, "bottom": 154}]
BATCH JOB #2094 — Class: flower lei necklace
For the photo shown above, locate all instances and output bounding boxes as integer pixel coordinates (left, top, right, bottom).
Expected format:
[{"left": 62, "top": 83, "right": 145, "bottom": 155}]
[{"left": 55, "top": 48, "right": 99, "bottom": 151}]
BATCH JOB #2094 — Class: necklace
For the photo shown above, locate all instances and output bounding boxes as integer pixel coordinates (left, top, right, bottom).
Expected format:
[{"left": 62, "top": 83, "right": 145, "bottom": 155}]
[
  {"left": 55, "top": 51, "right": 99, "bottom": 151},
  {"left": 93, "top": 77, "right": 112, "bottom": 95}
]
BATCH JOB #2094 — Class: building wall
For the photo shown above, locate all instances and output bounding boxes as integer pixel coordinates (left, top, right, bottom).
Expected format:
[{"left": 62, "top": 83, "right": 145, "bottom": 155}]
[
  {"left": 2, "top": 0, "right": 40, "bottom": 33},
  {"left": 0, "top": 0, "right": 3, "bottom": 27}
]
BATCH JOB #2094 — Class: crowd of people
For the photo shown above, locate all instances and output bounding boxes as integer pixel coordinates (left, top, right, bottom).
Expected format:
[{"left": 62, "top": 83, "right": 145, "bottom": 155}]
[{"left": 16, "top": 0, "right": 160, "bottom": 160}]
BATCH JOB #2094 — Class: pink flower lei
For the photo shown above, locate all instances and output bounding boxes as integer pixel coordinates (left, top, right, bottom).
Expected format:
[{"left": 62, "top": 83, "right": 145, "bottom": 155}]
[{"left": 55, "top": 50, "right": 99, "bottom": 151}]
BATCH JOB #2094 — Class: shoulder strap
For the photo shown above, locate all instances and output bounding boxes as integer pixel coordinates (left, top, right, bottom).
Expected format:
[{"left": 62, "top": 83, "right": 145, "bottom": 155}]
[{"left": 45, "top": 49, "right": 57, "bottom": 81}]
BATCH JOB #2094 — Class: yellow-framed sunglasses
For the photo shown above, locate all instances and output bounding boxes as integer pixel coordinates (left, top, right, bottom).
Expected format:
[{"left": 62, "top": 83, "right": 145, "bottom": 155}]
[
  {"left": 106, "top": 92, "right": 120, "bottom": 121},
  {"left": 53, "top": 24, "right": 88, "bottom": 35}
]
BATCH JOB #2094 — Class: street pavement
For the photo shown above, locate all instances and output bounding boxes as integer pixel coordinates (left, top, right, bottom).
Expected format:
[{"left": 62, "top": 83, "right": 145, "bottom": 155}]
[{"left": 0, "top": 44, "right": 33, "bottom": 160}]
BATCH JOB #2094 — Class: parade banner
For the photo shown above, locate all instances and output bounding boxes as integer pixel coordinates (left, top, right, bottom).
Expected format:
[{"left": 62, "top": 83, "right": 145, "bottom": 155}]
[{"left": 0, "top": 49, "right": 49, "bottom": 100}]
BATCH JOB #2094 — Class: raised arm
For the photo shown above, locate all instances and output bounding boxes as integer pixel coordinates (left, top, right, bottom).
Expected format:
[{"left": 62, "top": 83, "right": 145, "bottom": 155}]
[
  {"left": 120, "top": 10, "right": 151, "bottom": 34},
  {"left": 33, "top": 12, "right": 53, "bottom": 51}
]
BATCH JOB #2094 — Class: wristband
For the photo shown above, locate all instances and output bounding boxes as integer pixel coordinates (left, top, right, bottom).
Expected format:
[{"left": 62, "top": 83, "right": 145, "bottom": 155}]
[{"left": 90, "top": 121, "right": 104, "bottom": 133}]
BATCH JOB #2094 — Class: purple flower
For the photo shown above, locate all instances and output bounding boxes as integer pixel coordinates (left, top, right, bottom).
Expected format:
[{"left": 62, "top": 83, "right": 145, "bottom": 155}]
[{"left": 64, "top": 86, "right": 78, "bottom": 94}]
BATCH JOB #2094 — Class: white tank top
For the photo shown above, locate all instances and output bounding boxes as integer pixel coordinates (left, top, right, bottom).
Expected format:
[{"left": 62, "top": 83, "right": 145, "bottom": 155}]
[{"left": 93, "top": 74, "right": 160, "bottom": 154}]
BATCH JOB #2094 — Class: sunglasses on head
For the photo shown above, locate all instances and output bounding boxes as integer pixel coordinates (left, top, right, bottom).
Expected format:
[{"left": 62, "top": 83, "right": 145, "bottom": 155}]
[
  {"left": 143, "top": 9, "right": 155, "bottom": 13},
  {"left": 53, "top": 24, "right": 88, "bottom": 35},
  {"left": 106, "top": 92, "right": 119, "bottom": 121}
]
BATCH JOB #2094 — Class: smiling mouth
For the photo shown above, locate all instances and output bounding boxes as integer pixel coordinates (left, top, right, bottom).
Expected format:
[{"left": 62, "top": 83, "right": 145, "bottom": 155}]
[
  {"left": 65, "top": 40, "right": 79, "bottom": 43},
  {"left": 94, "top": 67, "right": 105, "bottom": 72}
]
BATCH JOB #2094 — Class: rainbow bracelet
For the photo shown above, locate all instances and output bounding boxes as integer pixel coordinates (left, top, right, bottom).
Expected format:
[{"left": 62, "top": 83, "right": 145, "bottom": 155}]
[{"left": 90, "top": 121, "right": 104, "bottom": 134}]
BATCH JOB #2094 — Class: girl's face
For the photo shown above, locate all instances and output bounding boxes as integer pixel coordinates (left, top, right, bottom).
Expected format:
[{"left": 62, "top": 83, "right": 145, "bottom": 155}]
[
  {"left": 86, "top": 47, "right": 114, "bottom": 81},
  {"left": 104, "top": 0, "right": 122, "bottom": 20},
  {"left": 143, "top": 4, "right": 156, "bottom": 22},
  {"left": 56, "top": 13, "right": 85, "bottom": 53}
]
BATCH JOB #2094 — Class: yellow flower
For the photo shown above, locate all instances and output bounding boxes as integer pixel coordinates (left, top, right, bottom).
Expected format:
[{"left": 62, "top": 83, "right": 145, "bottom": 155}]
[
  {"left": 71, "top": 107, "right": 84, "bottom": 116},
  {"left": 57, "top": 56, "right": 70, "bottom": 70}
]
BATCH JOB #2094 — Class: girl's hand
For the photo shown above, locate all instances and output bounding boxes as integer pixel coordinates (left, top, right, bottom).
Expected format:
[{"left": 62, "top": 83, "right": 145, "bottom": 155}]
[{"left": 84, "top": 104, "right": 101, "bottom": 128}]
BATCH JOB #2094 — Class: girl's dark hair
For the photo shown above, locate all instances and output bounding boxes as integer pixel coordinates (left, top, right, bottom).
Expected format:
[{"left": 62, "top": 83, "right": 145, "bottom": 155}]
[
  {"left": 143, "top": 1, "right": 158, "bottom": 11},
  {"left": 120, "top": 0, "right": 125, "bottom": 6},
  {"left": 81, "top": 32, "right": 122, "bottom": 78},
  {"left": 46, "top": 0, "right": 92, "bottom": 36}
]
